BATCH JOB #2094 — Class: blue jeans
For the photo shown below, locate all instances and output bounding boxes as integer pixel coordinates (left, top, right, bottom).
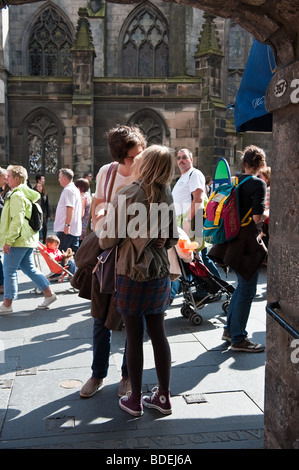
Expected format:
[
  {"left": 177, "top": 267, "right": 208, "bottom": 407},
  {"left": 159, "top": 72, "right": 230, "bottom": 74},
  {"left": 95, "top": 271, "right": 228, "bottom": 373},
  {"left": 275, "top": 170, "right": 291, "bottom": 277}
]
[
  {"left": 0, "top": 255, "right": 3, "bottom": 286},
  {"left": 4, "top": 247, "right": 50, "bottom": 300},
  {"left": 226, "top": 270, "right": 260, "bottom": 344},
  {"left": 63, "top": 259, "right": 77, "bottom": 275},
  {"left": 92, "top": 318, "right": 128, "bottom": 379},
  {"left": 56, "top": 232, "right": 80, "bottom": 254},
  {"left": 201, "top": 247, "right": 221, "bottom": 277}
]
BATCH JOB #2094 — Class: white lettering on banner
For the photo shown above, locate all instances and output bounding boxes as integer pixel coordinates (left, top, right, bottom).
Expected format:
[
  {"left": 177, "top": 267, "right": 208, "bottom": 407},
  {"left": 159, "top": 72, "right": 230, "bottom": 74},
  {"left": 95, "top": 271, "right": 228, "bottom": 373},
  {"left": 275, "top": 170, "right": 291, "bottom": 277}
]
[{"left": 252, "top": 96, "right": 265, "bottom": 109}]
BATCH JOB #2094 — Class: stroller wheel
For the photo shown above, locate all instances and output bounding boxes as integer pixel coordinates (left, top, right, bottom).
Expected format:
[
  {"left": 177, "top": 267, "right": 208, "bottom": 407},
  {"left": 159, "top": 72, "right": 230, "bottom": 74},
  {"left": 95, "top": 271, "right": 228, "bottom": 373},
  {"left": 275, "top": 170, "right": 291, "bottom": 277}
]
[
  {"left": 222, "top": 300, "right": 230, "bottom": 314},
  {"left": 181, "top": 305, "right": 193, "bottom": 318},
  {"left": 190, "top": 313, "right": 203, "bottom": 326}
]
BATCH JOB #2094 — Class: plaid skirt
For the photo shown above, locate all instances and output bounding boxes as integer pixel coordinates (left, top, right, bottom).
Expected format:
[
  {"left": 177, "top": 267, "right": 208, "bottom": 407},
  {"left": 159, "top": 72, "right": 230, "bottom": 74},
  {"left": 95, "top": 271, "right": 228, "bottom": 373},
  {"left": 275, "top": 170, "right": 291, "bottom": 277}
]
[{"left": 116, "top": 275, "right": 171, "bottom": 316}]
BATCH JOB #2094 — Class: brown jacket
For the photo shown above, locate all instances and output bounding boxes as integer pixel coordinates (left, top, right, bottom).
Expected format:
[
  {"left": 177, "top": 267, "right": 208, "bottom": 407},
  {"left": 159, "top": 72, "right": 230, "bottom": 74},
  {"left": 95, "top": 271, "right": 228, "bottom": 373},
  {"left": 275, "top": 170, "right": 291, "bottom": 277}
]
[{"left": 99, "top": 180, "right": 179, "bottom": 281}]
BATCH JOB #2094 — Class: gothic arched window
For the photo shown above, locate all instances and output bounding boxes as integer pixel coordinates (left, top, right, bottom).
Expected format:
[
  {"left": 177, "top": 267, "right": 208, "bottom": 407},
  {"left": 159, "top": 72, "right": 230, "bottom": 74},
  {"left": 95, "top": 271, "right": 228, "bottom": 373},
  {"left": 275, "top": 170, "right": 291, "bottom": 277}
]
[
  {"left": 227, "top": 21, "right": 253, "bottom": 113},
  {"left": 121, "top": 3, "right": 169, "bottom": 77},
  {"left": 27, "top": 113, "right": 60, "bottom": 174},
  {"left": 28, "top": 6, "right": 73, "bottom": 77},
  {"left": 128, "top": 109, "right": 170, "bottom": 145}
]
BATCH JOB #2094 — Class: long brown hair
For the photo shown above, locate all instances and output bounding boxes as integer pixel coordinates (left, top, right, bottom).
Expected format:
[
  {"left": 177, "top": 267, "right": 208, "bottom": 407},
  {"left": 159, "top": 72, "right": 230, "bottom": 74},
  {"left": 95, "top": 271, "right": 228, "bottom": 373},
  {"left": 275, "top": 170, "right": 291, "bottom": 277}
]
[{"left": 135, "top": 145, "right": 175, "bottom": 203}]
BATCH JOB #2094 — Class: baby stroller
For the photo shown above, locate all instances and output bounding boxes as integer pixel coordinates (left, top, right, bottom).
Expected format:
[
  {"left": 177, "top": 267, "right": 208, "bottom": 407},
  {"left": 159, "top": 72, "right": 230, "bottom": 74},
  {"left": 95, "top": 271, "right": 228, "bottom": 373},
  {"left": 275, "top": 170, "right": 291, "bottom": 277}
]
[
  {"left": 174, "top": 233, "right": 235, "bottom": 326},
  {"left": 34, "top": 242, "right": 74, "bottom": 286}
]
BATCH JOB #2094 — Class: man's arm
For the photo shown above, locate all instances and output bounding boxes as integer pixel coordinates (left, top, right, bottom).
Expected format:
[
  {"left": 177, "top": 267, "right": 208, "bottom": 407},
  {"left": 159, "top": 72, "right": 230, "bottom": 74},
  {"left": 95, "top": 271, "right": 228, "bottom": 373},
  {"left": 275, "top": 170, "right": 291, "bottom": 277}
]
[
  {"left": 182, "top": 188, "right": 203, "bottom": 235},
  {"left": 64, "top": 206, "right": 74, "bottom": 234},
  {"left": 189, "top": 188, "right": 203, "bottom": 221}
]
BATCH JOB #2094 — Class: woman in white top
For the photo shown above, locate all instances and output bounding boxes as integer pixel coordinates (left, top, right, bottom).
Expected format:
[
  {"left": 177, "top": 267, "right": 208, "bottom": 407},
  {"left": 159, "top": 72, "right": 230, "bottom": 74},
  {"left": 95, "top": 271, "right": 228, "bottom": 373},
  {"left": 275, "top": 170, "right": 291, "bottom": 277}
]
[{"left": 80, "top": 125, "right": 147, "bottom": 400}]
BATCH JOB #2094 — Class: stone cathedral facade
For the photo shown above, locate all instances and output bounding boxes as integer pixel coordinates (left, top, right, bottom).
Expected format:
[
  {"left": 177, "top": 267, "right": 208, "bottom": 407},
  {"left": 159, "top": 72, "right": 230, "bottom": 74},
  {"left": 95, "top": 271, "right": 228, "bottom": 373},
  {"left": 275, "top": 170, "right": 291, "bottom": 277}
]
[{"left": 0, "top": 0, "right": 272, "bottom": 210}]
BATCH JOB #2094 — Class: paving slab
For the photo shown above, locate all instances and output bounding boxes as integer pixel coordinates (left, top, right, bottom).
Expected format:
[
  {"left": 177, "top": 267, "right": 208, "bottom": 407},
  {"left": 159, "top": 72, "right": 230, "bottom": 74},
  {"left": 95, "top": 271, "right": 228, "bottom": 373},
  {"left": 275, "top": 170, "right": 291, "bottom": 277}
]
[{"left": 0, "top": 257, "right": 267, "bottom": 450}]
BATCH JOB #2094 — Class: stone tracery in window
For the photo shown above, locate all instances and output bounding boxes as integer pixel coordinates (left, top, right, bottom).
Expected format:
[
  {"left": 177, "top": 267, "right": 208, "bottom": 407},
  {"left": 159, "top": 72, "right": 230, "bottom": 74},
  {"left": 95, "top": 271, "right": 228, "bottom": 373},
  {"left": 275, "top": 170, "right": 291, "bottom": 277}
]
[
  {"left": 28, "top": 6, "right": 73, "bottom": 77},
  {"left": 28, "top": 114, "right": 59, "bottom": 174},
  {"left": 122, "top": 4, "right": 169, "bottom": 77},
  {"left": 128, "top": 109, "right": 170, "bottom": 145},
  {"left": 227, "top": 21, "right": 253, "bottom": 115}
]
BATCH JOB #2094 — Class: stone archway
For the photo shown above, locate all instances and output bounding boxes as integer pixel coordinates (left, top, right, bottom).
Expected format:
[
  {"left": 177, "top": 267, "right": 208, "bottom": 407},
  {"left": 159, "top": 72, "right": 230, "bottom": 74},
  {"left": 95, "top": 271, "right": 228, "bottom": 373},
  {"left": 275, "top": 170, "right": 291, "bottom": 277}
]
[{"left": 2, "top": 0, "right": 299, "bottom": 449}]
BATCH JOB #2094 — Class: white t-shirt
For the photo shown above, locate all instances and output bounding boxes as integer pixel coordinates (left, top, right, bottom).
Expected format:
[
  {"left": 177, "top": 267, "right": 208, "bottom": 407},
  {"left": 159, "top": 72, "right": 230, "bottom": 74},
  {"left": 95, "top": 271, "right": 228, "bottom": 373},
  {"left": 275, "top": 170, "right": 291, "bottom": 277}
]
[
  {"left": 172, "top": 167, "right": 205, "bottom": 216},
  {"left": 94, "top": 163, "right": 135, "bottom": 232},
  {"left": 54, "top": 182, "right": 82, "bottom": 236}
]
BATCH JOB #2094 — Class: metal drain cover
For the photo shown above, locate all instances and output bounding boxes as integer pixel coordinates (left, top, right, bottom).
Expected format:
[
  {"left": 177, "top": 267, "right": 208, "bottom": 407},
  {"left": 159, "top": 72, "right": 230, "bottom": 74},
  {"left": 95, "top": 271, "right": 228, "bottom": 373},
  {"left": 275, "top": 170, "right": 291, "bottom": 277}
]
[
  {"left": 59, "top": 379, "right": 82, "bottom": 389},
  {"left": 46, "top": 415, "right": 75, "bottom": 431},
  {"left": 183, "top": 393, "right": 208, "bottom": 404}
]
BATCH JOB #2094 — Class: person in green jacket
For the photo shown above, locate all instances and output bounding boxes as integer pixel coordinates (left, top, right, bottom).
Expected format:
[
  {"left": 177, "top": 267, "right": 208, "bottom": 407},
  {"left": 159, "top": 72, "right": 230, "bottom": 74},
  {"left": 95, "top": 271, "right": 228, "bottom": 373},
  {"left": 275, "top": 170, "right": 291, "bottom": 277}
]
[{"left": 0, "top": 165, "right": 57, "bottom": 314}]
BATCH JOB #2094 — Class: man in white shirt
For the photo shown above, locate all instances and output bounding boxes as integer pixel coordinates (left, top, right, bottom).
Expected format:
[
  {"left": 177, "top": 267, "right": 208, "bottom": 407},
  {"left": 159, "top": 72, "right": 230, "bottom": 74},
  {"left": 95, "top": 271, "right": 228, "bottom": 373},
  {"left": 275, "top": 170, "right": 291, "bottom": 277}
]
[
  {"left": 172, "top": 148, "right": 205, "bottom": 236},
  {"left": 54, "top": 168, "right": 82, "bottom": 254},
  {"left": 171, "top": 148, "right": 220, "bottom": 302}
]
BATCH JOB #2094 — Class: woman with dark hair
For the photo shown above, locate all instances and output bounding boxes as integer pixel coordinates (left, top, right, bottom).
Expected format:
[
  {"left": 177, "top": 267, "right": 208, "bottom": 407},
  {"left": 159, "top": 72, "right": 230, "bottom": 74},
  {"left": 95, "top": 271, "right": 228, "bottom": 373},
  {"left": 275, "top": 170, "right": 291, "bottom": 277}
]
[
  {"left": 100, "top": 145, "right": 178, "bottom": 417},
  {"left": 79, "top": 125, "right": 147, "bottom": 400},
  {"left": 209, "top": 145, "right": 267, "bottom": 353},
  {"left": 75, "top": 178, "right": 92, "bottom": 242},
  {"left": 91, "top": 125, "right": 147, "bottom": 234}
]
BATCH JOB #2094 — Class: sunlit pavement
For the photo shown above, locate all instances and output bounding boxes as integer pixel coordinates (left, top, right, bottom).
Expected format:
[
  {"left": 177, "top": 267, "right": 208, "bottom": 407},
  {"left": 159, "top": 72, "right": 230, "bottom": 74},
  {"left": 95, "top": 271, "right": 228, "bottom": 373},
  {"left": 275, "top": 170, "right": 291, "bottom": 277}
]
[{"left": 0, "top": 250, "right": 267, "bottom": 450}]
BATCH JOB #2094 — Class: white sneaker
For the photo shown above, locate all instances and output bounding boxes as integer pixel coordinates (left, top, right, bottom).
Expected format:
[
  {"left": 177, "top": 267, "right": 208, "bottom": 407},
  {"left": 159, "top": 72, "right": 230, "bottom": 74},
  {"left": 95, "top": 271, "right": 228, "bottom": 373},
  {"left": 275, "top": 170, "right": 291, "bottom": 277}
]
[
  {"left": 0, "top": 304, "right": 13, "bottom": 314},
  {"left": 37, "top": 293, "right": 57, "bottom": 309}
]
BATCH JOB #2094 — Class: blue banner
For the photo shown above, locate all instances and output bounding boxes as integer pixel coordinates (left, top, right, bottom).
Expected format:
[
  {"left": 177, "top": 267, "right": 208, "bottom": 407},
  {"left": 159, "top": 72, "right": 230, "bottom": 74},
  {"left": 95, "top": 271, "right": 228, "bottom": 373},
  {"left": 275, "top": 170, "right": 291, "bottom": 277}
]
[{"left": 234, "top": 40, "right": 276, "bottom": 132}]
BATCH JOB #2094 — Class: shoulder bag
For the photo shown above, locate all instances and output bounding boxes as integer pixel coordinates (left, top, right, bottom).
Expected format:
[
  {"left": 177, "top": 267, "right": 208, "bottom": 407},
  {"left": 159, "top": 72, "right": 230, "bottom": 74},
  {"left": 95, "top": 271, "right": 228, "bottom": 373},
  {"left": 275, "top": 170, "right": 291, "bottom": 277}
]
[
  {"left": 71, "top": 162, "right": 118, "bottom": 295},
  {"left": 93, "top": 162, "right": 119, "bottom": 294}
]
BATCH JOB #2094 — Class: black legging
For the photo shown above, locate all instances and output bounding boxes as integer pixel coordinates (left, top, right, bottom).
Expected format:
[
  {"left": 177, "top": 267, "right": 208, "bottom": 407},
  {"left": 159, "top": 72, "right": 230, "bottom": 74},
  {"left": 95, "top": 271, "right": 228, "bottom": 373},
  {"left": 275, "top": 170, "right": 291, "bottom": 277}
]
[{"left": 122, "top": 313, "right": 171, "bottom": 398}]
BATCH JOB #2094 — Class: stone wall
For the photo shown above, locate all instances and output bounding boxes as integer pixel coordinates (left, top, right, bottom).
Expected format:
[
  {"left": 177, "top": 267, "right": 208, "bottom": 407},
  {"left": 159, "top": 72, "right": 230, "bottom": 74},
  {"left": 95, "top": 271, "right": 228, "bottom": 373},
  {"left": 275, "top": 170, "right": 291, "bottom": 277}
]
[
  {"left": 264, "top": 60, "right": 299, "bottom": 449},
  {"left": 93, "top": 78, "right": 202, "bottom": 175}
]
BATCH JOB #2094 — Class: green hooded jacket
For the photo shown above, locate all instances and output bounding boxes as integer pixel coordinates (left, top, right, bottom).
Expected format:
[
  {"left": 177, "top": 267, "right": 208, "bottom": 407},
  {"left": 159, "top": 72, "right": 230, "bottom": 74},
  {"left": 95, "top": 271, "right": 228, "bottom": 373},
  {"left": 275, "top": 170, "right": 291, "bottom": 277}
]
[{"left": 0, "top": 184, "right": 41, "bottom": 247}]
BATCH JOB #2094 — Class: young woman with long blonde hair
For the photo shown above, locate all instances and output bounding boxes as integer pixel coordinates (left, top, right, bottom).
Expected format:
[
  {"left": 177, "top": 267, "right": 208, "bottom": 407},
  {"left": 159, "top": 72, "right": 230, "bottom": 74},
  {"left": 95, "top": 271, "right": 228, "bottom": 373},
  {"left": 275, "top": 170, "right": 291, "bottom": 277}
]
[{"left": 100, "top": 145, "right": 178, "bottom": 416}]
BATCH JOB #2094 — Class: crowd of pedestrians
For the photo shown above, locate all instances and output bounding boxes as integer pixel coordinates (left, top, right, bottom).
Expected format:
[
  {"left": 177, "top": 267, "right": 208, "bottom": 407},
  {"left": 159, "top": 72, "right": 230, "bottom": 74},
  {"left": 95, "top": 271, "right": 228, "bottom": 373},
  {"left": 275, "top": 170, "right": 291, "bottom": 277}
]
[{"left": 0, "top": 126, "right": 269, "bottom": 417}]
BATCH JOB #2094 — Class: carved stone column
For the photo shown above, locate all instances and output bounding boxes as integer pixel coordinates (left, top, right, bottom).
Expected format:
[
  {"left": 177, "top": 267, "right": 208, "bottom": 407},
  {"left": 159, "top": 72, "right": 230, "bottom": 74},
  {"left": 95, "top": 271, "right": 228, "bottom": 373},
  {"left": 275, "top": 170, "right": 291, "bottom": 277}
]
[
  {"left": 71, "top": 8, "right": 96, "bottom": 178},
  {"left": 264, "top": 61, "right": 299, "bottom": 449},
  {"left": 194, "top": 13, "right": 226, "bottom": 175}
]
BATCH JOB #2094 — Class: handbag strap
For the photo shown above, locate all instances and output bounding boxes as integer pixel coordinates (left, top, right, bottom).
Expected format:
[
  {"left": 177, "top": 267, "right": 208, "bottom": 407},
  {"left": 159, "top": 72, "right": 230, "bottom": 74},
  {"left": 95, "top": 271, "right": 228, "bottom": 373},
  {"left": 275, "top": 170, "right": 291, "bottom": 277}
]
[{"left": 104, "top": 162, "right": 119, "bottom": 204}]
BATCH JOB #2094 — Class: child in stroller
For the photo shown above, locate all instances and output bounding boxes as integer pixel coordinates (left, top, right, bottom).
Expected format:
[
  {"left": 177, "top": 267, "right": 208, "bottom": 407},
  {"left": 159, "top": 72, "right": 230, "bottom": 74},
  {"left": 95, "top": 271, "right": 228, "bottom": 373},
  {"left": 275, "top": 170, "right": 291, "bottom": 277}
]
[
  {"left": 174, "top": 230, "right": 235, "bottom": 326},
  {"left": 44, "top": 235, "right": 77, "bottom": 281}
]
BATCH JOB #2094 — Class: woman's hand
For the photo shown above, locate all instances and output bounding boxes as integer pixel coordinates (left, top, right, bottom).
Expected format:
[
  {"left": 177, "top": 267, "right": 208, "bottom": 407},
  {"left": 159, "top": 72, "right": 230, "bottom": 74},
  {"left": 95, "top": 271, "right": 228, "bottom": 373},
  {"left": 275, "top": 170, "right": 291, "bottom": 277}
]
[{"left": 3, "top": 243, "right": 11, "bottom": 255}]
